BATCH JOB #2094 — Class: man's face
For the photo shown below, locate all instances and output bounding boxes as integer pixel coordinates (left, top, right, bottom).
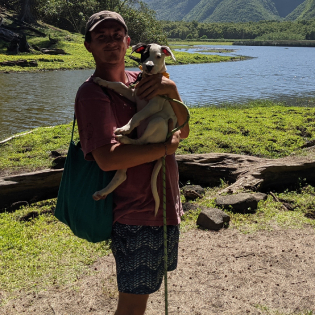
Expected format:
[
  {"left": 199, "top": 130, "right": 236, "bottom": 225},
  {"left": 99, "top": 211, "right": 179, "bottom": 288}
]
[{"left": 84, "top": 20, "right": 130, "bottom": 66}]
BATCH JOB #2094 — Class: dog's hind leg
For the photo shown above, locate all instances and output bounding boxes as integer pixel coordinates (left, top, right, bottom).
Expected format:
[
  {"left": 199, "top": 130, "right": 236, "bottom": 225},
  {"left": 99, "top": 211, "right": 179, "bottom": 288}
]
[
  {"left": 116, "top": 117, "right": 168, "bottom": 145},
  {"left": 92, "top": 168, "right": 127, "bottom": 201}
]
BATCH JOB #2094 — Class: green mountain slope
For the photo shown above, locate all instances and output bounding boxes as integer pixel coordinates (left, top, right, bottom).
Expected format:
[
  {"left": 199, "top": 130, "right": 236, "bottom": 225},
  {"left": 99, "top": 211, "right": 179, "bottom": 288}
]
[
  {"left": 286, "top": 0, "right": 315, "bottom": 20},
  {"left": 142, "top": 0, "right": 315, "bottom": 21},
  {"left": 143, "top": 0, "right": 202, "bottom": 21},
  {"left": 203, "top": 0, "right": 280, "bottom": 22}
]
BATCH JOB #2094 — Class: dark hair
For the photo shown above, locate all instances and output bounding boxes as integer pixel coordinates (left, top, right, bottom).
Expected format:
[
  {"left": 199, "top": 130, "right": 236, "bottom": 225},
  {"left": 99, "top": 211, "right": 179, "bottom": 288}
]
[{"left": 85, "top": 32, "right": 91, "bottom": 43}]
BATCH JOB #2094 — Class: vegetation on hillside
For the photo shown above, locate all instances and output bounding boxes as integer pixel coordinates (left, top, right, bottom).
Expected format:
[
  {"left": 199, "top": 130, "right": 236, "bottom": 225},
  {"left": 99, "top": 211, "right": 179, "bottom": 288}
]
[
  {"left": 2, "top": 0, "right": 167, "bottom": 45},
  {"left": 141, "top": 0, "right": 314, "bottom": 22},
  {"left": 163, "top": 19, "right": 315, "bottom": 40}
]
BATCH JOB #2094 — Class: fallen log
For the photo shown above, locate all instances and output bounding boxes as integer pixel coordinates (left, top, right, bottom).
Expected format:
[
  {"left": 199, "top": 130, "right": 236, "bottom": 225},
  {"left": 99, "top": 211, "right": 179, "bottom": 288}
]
[
  {"left": 0, "top": 169, "right": 63, "bottom": 211},
  {"left": 0, "top": 59, "right": 38, "bottom": 67},
  {"left": 176, "top": 153, "right": 315, "bottom": 194},
  {"left": 1, "top": 153, "right": 315, "bottom": 211}
]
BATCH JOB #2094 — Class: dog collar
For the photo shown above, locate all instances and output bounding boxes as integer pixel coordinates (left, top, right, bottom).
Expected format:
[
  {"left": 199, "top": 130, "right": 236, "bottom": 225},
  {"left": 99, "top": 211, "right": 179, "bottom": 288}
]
[{"left": 138, "top": 65, "right": 170, "bottom": 79}]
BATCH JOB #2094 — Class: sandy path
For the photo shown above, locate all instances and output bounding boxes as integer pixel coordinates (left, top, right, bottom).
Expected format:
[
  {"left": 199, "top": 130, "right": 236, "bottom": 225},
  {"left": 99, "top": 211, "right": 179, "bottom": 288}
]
[{"left": 1, "top": 227, "right": 315, "bottom": 315}]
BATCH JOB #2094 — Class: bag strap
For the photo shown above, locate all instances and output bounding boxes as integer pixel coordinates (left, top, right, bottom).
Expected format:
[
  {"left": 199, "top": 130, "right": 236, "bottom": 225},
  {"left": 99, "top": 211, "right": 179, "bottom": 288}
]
[{"left": 71, "top": 114, "right": 76, "bottom": 142}]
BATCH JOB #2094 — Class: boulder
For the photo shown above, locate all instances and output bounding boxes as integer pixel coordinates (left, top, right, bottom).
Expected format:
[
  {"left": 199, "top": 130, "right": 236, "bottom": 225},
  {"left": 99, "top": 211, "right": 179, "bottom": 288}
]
[
  {"left": 197, "top": 207, "right": 230, "bottom": 230},
  {"left": 182, "top": 202, "right": 199, "bottom": 212},
  {"left": 182, "top": 185, "right": 205, "bottom": 200},
  {"left": 215, "top": 192, "right": 267, "bottom": 213}
]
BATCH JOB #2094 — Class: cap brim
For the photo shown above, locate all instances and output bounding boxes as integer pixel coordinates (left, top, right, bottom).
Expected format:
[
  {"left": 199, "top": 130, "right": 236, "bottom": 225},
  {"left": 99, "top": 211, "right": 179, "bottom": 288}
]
[{"left": 88, "top": 18, "right": 127, "bottom": 33}]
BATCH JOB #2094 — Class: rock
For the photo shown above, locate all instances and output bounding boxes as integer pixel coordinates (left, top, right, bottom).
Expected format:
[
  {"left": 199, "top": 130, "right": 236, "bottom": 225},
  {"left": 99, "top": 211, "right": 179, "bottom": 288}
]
[
  {"left": 215, "top": 193, "right": 267, "bottom": 213},
  {"left": 182, "top": 185, "right": 205, "bottom": 200},
  {"left": 197, "top": 207, "right": 230, "bottom": 230},
  {"left": 40, "top": 48, "right": 66, "bottom": 55},
  {"left": 9, "top": 201, "right": 29, "bottom": 211},
  {"left": 51, "top": 156, "right": 66, "bottom": 169},
  {"left": 50, "top": 150, "right": 62, "bottom": 157},
  {"left": 182, "top": 202, "right": 199, "bottom": 212},
  {"left": 301, "top": 140, "right": 315, "bottom": 149}
]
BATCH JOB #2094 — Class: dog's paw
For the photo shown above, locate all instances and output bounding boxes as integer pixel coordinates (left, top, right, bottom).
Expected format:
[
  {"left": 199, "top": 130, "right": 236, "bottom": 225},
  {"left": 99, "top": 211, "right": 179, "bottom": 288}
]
[
  {"left": 93, "top": 77, "right": 108, "bottom": 87},
  {"left": 115, "top": 125, "right": 131, "bottom": 135},
  {"left": 92, "top": 191, "right": 107, "bottom": 201},
  {"left": 116, "top": 135, "right": 131, "bottom": 144}
]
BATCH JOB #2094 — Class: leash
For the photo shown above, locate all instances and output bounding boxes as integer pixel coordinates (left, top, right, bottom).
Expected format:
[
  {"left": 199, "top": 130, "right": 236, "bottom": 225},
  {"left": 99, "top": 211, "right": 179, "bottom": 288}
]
[{"left": 160, "top": 96, "right": 190, "bottom": 315}]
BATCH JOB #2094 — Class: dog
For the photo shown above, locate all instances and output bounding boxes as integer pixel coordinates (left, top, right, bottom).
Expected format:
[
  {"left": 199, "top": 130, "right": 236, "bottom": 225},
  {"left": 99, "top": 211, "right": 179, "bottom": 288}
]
[{"left": 92, "top": 43, "right": 177, "bottom": 215}]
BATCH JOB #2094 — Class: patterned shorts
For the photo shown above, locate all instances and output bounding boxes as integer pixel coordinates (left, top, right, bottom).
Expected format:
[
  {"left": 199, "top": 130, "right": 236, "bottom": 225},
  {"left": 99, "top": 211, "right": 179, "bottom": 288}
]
[{"left": 111, "top": 222, "right": 180, "bottom": 295}]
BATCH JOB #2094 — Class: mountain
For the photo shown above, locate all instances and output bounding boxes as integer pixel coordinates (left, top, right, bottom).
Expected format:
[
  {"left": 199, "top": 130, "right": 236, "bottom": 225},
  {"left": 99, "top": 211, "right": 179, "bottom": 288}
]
[
  {"left": 286, "top": 0, "right": 315, "bottom": 20},
  {"left": 142, "top": 0, "right": 313, "bottom": 22}
]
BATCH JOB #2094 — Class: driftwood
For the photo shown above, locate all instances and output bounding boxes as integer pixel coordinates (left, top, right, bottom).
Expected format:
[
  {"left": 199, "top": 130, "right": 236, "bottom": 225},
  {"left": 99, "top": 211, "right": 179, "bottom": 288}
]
[
  {"left": 0, "top": 169, "right": 63, "bottom": 211},
  {"left": 1, "top": 153, "right": 315, "bottom": 211},
  {"left": 0, "top": 59, "right": 38, "bottom": 67},
  {"left": 176, "top": 153, "right": 315, "bottom": 194}
]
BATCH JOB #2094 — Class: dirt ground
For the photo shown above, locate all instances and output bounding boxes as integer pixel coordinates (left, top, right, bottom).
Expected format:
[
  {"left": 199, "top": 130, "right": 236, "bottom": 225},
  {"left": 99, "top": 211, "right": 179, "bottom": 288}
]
[{"left": 1, "top": 226, "right": 315, "bottom": 315}]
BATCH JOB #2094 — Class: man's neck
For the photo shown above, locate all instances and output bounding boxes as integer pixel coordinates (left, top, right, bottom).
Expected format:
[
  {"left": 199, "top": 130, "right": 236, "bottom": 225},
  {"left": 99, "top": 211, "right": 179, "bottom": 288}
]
[{"left": 94, "top": 62, "right": 127, "bottom": 83}]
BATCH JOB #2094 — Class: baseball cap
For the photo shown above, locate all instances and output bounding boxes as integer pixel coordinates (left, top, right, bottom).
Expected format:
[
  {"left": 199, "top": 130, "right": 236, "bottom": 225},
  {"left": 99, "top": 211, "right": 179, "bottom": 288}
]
[{"left": 85, "top": 11, "right": 128, "bottom": 36}]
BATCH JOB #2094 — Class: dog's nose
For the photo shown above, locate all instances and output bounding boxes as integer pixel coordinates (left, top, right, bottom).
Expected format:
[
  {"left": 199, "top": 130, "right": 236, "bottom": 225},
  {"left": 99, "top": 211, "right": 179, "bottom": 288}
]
[{"left": 145, "top": 65, "right": 154, "bottom": 73}]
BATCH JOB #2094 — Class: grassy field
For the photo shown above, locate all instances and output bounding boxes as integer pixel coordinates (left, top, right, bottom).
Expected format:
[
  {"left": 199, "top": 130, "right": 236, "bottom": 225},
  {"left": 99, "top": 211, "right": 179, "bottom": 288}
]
[
  {"left": 0, "top": 25, "right": 237, "bottom": 73},
  {"left": 1, "top": 100, "right": 315, "bottom": 174},
  {"left": 1, "top": 101, "right": 315, "bottom": 303}
]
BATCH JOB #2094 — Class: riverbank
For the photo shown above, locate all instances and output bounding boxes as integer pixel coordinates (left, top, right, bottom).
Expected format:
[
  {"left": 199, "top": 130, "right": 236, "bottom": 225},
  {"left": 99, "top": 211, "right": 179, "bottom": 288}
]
[
  {"left": 1, "top": 100, "right": 315, "bottom": 176},
  {"left": 234, "top": 40, "right": 315, "bottom": 47},
  {"left": 1, "top": 101, "right": 315, "bottom": 312},
  {"left": 0, "top": 24, "right": 237, "bottom": 73}
]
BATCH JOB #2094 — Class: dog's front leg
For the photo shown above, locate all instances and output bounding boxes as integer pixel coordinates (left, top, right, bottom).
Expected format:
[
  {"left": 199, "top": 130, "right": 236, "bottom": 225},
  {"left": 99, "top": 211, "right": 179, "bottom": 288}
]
[
  {"left": 93, "top": 77, "right": 136, "bottom": 102},
  {"left": 115, "top": 96, "right": 165, "bottom": 136}
]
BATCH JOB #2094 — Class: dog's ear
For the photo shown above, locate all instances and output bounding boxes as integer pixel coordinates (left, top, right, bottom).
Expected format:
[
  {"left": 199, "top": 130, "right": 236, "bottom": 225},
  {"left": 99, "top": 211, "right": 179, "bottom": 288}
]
[
  {"left": 129, "top": 55, "right": 141, "bottom": 63},
  {"left": 161, "top": 46, "right": 176, "bottom": 61},
  {"left": 132, "top": 43, "right": 147, "bottom": 54}
]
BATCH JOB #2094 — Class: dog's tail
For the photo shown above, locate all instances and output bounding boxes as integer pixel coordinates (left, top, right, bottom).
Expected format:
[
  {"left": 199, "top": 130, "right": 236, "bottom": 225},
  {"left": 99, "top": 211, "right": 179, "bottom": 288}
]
[{"left": 151, "top": 158, "right": 162, "bottom": 216}]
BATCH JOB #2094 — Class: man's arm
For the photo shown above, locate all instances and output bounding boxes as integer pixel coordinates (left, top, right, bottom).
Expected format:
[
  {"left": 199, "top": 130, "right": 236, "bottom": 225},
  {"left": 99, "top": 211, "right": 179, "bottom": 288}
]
[
  {"left": 92, "top": 122, "right": 181, "bottom": 171},
  {"left": 135, "top": 74, "right": 190, "bottom": 139}
]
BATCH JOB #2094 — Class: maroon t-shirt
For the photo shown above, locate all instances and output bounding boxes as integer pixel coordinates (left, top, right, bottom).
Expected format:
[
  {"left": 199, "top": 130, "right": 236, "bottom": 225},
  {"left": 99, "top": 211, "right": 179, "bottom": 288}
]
[{"left": 74, "top": 71, "right": 183, "bottom": 226}]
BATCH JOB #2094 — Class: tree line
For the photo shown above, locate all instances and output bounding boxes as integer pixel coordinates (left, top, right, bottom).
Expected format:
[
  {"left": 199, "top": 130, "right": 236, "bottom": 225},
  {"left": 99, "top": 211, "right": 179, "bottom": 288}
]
[
  {"left": 1, "top": 0, "right": 167, "bottom": 44},
  {"left": 163, "top": 19, "right": 315, "bottom": 40}
]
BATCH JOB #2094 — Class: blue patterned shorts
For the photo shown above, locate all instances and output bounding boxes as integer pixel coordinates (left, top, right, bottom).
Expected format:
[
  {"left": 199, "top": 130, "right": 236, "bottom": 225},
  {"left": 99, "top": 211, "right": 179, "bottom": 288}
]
[{"left": 111, "top": 223, "right": 180, "bottom": 295}]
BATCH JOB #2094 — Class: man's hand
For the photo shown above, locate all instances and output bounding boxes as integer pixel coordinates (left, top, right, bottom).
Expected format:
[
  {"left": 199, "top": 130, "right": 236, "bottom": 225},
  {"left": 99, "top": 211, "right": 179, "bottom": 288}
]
[{"left": 136, "top": 74, "right": 175, "bottom": 101}]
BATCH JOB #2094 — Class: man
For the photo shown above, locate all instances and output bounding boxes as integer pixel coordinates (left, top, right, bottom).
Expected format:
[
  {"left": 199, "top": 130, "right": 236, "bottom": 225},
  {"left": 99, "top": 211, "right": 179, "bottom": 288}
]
[{"left": 75, "top": 10, "right": 189, "bottom": 315}]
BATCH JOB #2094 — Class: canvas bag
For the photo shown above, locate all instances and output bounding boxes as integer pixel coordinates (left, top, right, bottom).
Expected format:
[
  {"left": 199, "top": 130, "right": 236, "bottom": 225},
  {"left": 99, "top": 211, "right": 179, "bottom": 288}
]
[{"left": 55, "top": 116, "right": 115, "bottom": 243}]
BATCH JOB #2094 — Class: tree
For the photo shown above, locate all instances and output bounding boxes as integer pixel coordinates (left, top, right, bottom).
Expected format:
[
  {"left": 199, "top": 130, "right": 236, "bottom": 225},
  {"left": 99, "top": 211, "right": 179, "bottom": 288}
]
[{"left": 19, "top": 0, "right": 37, "bottom": 23}]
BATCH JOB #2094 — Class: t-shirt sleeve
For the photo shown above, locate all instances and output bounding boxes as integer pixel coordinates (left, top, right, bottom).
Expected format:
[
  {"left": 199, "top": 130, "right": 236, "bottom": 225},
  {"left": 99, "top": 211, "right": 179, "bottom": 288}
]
[{"left": 75, "top": 83, "right": 118, "bottom": 160}]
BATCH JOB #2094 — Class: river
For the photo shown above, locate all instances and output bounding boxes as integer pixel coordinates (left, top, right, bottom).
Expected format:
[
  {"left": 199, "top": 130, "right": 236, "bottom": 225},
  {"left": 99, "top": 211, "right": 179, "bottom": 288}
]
[{"left": 0, "top": 45, "right": 314, "bottom": 140}]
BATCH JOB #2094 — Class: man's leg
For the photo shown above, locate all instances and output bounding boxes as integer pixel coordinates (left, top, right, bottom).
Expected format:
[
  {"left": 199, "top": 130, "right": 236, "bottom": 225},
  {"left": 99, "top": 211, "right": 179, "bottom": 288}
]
[{"left": 115, "top": 292, "right": 149, "bottom": 315}]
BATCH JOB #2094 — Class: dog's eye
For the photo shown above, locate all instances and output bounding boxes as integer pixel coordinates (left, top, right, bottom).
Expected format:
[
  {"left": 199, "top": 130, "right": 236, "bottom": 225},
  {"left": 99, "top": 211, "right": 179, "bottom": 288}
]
[{"left": 156, "top": 55, "right": 161, "bottom": 59}]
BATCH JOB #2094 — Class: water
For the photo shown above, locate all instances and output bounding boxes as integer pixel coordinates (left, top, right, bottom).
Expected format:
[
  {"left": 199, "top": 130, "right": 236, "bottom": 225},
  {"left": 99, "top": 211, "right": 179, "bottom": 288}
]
[{"left": 1, "top": 45, "right": 314, "bottom": 140}]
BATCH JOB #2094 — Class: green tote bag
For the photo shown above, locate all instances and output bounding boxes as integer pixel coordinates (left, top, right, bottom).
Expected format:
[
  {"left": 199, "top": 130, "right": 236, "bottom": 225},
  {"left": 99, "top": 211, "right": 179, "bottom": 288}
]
[{"left": 55, "top": 116, "right": 115, "bottom": 243}]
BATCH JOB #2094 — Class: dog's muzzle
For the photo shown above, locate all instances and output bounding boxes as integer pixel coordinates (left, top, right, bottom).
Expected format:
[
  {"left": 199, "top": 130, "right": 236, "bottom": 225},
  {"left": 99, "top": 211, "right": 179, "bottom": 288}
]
[{"left": 144, "top": 61, "right": 154, "bottom": 73}]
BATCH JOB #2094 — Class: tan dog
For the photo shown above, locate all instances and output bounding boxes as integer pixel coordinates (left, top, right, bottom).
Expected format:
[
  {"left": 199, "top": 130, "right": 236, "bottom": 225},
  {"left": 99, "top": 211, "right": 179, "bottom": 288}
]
[{"left": 92, "top": 43, "right": 177, "bottom": 215}]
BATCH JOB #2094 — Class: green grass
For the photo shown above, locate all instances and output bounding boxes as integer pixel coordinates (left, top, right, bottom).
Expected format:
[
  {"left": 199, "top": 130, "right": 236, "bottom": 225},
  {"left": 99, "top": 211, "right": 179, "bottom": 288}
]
[
  {"left": 178, "top": 100, "right": 315, "bottom": 158},
  {"left": 1, "top": 101, "right": 315, "bottom": 175},
  {"left": 0, "top": 123, "right": 79, "bottom": 174},
  {"left": 1, "top": 100, "right": 315, "bottom": 303},
  {"left": 180, "top": 182, "right": 315, "bottom": 234},
  {"left": 0, "top": 199, "right": 110, "bottom": 299},
  {"left": 0, "top": 26, "right": 237, "bottom": 73}
]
